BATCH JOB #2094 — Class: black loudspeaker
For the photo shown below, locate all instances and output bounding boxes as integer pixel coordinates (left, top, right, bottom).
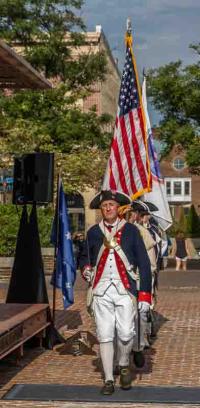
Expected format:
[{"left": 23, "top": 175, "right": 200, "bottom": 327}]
[{"left": 12, "top": 153, "right": 54, "bottom": 204}]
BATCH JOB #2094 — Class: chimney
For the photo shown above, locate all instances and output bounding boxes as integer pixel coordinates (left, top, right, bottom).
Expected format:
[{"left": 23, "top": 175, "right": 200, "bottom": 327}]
[{"left": 96, "top": 25, "right": 102, "bottom": 33}]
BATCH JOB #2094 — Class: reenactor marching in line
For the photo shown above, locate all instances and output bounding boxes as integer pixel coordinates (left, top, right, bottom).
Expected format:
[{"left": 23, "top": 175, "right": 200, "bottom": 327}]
[
  {"left": 121, "top": 201, "right": 157, "bottom": 350},
  {"left": 79, "top": 190, "right": 152, "bottom": 395},
  {"left": 124, "top": 200, "right": 168, "bottom": 345},
  {"left": 136, "top": 202, "right": 161, "bottom": 308}
]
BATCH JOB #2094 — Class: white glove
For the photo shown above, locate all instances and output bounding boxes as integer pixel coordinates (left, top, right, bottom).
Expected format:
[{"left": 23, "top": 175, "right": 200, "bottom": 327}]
[
  {"left": 138, "top": 301, "right": 150, "bottom": 313},
  {"left": 83, "top": 267, "right": 93, "bottom": 282}
]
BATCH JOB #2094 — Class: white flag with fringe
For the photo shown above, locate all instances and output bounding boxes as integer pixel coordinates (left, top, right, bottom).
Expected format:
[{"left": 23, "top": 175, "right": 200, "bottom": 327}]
[{"left": 142, "top": 76, "right": 172, "bottom": 231}]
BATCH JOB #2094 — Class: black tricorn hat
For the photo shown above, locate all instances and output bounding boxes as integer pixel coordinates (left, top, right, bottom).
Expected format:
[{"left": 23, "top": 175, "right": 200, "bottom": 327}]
[
  {"left": 143, "top": 201, "right": 159, "bottom": 212},
  {"left": 89, "top": 190, "right": 131, "bottom": 209},
  {"left": 139, "top": 201, "right": 159, "bottom": 216},
  {"left": 130, "top": 200, "right": 147, "bottom": 212},
  {"left": 130, "top": 200, "right": 158, "bottom": 216}
]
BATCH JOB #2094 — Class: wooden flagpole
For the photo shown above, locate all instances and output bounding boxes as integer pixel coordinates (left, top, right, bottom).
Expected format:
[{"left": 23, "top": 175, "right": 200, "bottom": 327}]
[
  {"left": 125, "top": 18, "right": 152, "bottom": 199},
  {"left": 52, "top": 173, "right": 61, "bottom": 325}
]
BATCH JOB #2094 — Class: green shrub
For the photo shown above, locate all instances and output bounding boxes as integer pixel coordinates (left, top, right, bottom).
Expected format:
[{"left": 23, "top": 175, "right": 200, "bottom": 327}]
[
  {"left": 177, "top": 207, "right": 187, "bottom": 234},
  {"left": 168, "top": 208, "right": 187, "bottom": 237},
  {"left": 168, "top": 217, "right": 179, "bottom": 237},
  {"left": 0, "top": 204, "right": 54, "bottom": 256},
  {"left": 186, "top": 204, "right": 200, "bottom": 237}
]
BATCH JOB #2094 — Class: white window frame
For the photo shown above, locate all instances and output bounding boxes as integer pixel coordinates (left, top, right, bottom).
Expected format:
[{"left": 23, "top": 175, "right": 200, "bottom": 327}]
[{"left": 164, "top": 177, "right": 191, "bottom": 202}]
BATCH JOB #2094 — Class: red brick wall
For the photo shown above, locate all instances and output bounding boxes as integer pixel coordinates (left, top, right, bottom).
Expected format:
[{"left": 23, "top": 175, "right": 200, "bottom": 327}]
[{"left": 160, "top": 145, "right": 200, "bottom": 217}]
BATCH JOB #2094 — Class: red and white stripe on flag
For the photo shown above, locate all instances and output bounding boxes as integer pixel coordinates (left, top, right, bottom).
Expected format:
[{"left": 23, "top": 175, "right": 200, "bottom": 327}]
[{"left": 102, "top": 34, "right": 152, "bottom": 200}]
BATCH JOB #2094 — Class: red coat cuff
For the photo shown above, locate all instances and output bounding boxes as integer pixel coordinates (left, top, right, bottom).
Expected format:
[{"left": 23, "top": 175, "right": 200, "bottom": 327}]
[
  {"left": 138, "top": 291, "right": 151, "bottom": 304},
  {"left": 81, "top": 265, "right": 91, "bottom": 281}
]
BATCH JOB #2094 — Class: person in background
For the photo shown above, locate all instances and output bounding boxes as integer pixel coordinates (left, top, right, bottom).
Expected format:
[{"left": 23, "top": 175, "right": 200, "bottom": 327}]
[
  {"left": 171, "top": 231, "right": 196, "bottom": 271},
  {"left": 73, "top": 232, "right": 85, "bottom": 269}
]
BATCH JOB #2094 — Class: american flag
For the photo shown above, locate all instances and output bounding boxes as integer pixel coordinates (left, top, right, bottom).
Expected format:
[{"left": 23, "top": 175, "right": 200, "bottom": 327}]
[{"left": 102, "top": 36, "right": 152, "bottom": 199}]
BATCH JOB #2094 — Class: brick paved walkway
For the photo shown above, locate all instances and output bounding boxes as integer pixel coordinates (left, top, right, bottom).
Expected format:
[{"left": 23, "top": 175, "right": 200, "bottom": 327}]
[{"left": 0, "top": 270, "right": 200, "bottom": 408}]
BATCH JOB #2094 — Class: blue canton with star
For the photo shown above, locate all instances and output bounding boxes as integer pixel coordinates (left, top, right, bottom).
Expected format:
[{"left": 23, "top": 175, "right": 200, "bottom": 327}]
[{"left": 119, "top": 46, "right": 139, "bottom": 117}]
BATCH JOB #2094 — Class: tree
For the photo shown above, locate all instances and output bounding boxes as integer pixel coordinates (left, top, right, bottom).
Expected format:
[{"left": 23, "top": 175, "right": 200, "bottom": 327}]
[
  {"left": 0, "top": 90, "right": 112, "bottom": 192},
  {"left": 186, "top": 204, "right": 200, "bottom": 237},
  {"left": 0, "top": 87, "right": 111, "bottom": 154},
  {"left": 56, "top": 149, "right": 108, "bottom": 191},
  {"left": 148, "top": 43, "right": 200, "bottom": 172},
  {"left": 0, "top": 204, "right": 54, "bottom": 255},
  {"left": 0, "top": 0, "right": 107, "bottom": 87},
  {"left": 177, "top": 207, "right": 187, "bottom": 235},
  {"left": 0, "top": 0, "right": 113, "bottom": 190}
]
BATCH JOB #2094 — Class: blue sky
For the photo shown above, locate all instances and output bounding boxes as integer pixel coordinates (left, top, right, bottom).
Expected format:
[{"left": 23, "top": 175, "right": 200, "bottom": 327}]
[{"left": 81, "top": 0, "right": 200, "bottom": 125}]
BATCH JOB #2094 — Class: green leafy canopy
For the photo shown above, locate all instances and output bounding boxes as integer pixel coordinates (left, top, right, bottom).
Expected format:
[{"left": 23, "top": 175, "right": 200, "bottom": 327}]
[{"left": 148, "top": 43, "right": 200, "bottom": 172}]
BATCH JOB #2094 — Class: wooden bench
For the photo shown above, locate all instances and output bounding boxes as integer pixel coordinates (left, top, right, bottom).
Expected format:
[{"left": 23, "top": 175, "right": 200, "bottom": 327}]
[{"left": 0, "top": 303, "right": 51, "bottom": 360}]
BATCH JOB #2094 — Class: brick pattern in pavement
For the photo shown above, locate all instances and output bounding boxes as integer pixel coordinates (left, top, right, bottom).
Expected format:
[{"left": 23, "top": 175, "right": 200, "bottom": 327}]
[{"left": 0, "top": 271, "right": 200, "bottom": 408}]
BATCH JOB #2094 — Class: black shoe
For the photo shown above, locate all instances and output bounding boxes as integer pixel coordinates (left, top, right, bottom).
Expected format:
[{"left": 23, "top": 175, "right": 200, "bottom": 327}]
[
  {"left": 101, "top": 380, "right": 115, "bottom": 395},
  {"left": 119, "top": 366, "right": 132, "bottom": 390},
  {"left": 133, "top": 351, "right": 145, "bottom": 368}
]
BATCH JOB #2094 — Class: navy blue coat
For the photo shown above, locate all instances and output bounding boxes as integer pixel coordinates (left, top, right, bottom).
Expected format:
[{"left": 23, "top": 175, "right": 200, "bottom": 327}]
[{"left": 79, "top": 222, "right": 152, "bottom": 297}]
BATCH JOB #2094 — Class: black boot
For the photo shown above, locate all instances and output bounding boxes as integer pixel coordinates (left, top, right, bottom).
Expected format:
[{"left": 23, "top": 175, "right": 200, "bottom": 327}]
[
  {"left": 101, "top": 380, "right": 115, "bottom": 395},
  {"left": 119, "top": 366, "right": 132, "bottom": 390},
  {"left": 133, "top": 350, "right": 145, "bottom": 368}
]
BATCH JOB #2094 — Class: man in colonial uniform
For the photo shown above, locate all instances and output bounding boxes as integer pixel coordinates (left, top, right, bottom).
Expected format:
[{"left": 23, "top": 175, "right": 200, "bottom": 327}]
[
  {"left": 79, "top": 190, "right": 152, "bottom": 395},
  {"left": 124, "top": 201, "right": 157, "bottom": 355}
]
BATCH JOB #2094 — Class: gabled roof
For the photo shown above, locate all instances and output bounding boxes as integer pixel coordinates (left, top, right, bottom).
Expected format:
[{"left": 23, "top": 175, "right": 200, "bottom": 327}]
[{"left": 0, "top": 40, "right": 52, "bottom": 89}]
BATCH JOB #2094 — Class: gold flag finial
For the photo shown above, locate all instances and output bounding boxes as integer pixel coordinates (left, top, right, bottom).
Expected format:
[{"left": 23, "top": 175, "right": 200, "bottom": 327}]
[{"left": 126, "top": 18, "right": 132, "bottom": 45}]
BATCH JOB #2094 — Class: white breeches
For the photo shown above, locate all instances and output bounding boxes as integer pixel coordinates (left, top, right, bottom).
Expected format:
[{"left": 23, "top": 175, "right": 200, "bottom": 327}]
[{"left": 92, "top": 284, "right": 137, "bottom": 343}]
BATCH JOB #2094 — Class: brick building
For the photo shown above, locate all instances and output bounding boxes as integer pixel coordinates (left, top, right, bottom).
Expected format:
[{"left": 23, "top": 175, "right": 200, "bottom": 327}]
[
  {"left": 74, "top": 25, "right": 121, "bottom": 119},
  {"left": 160, "top": 144, "right": 200, "bottom": 220}
]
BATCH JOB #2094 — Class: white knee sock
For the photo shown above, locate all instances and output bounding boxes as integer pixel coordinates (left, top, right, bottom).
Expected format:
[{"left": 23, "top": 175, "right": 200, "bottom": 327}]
[
  {"left": 99, "top": 342, "right": 114, "bottom": 382},
  {"left": 117, "top": 338, "right": 134, "bottom": 367}
]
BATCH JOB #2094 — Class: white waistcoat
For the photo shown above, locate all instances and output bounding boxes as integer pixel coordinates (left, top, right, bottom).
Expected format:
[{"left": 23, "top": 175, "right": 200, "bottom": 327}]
[{"left": 93, "top": 249, "right": 127, "bottom": 296}]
